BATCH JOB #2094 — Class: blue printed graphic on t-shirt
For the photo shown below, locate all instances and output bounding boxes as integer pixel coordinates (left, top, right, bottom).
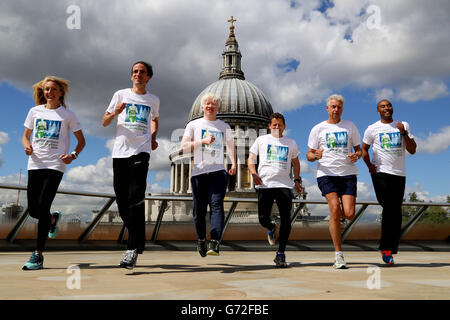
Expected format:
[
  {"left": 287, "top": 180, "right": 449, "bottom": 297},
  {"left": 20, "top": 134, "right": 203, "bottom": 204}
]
[
  {"left": 201, "top": 129, "right": 224, "bottom": 151},
  {"left": 379, "top": 132, "right": 402, "bottom": 150},
  {"left": 266, "top": 144, "right": 289, "bottom": 169},
  {"left": 326, "top": 131, "right": 348, "bottom": 149},
  {"left": 125, "top": 103, "right": 151, "bottom": 124},
  {"left": 34, "top": 119, "right": 61, "bottom": 139}
]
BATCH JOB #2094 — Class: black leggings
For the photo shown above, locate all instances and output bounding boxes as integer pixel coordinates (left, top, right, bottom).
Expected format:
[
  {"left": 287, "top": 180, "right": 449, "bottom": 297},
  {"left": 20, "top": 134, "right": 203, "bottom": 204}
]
[
  {"left": 27, "top": 169, "right": 63, "bottom": 251},
  {"left": 257, "top": 188, "right": 293, "bottom": 253},
  {"left": 371, "top": 172, "right": 406, "bottom": 254},
  {"left": 113, "top": 152, "right": 149, "bottom": 254}
]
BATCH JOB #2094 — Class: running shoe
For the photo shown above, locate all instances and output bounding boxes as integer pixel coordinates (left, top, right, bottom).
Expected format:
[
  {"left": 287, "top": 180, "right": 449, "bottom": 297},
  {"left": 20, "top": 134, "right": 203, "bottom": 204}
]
[
  {"left": 119, "top": 249, "right": 138, "bottom": 270},
  {"left": 274, "top": 252, "right": 287, "bottom": 268},
  {"left": 207, "top": 240, "right": 220, "bottom": 256},
  {"left": 197, "top": 240, "right": 207, "bottom": 257},
  {"left": 48, "top": 211, "right": 61, "bottom": 239},
  {"left": 381, "top": 250, "right": 394, "bottom": 265},
  {"left": 340, "top": 211, "right": 346, "bottom": 223},
  {"left": 267, "top": 223, "right": 278, "bottom": 246},
  {"left": 333, "top": 252, "right": 347, "bottom": 269},
  {"left": 22, "top": 252, "right": 44, "bottom": 270}
]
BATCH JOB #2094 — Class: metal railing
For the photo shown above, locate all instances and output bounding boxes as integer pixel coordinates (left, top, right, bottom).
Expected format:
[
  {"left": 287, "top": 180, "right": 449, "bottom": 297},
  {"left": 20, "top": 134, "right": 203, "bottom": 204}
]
[{"left": 1, "top": 183, "right": 448, "bottom": 245}]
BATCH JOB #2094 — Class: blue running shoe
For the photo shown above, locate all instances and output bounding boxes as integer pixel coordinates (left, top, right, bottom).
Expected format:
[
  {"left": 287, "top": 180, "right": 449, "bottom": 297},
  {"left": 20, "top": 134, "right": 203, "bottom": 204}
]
[
  {"left": 381, "top": 251, "right": 394, "bottom": 265},
  {"left": 48, "top": 211, "right": 61, "bottom": 239},
  {"left": 22, "top": 252, "right": 44, "bottom": 270},
  {"left": 274, "top": 252, "right": 287, "bottom": 268}
]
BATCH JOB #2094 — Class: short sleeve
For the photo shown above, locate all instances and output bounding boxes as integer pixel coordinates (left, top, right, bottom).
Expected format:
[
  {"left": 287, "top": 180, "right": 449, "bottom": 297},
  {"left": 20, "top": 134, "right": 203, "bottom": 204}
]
[
  {"left": 351, "top": 122, "right": 361, "bottom": 147},
  {"left": 151, "top": 96, "right": 160, "bottom": 120},
  {"left": 223, "top": 123, "right": 233, "bottom": 142},
  {"left": 24, "top": 108, "right": 34, "bottom": 130},
  {"left": 291, "top": 141, "right": 300, "bottom": 159},
  {"left": 362, "top": 126, "right": 374, "bottom": 145},
  {"left": 249, "top": 136, "right": 260, "bottom": 156},
  {"left": 106, "top": 91, "right": 120, "bottom": 114},
  {"left": 68, "top": 111, "right": 82, "bottom": 132},
  {"left": 307, "top": 125, "right": 319, "bottom": 149},
  {"left": 402, "top": 121, "right": 414, "bottom": 139},
  {"left": 183, "top": 122, "right": 194, "bottom": 139}
]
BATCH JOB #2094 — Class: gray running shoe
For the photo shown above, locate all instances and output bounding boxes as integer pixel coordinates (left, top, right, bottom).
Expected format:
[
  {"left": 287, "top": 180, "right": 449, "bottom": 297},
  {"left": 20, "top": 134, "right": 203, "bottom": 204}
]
[
  {"left": 119, "top": 249, "right": 138, "bottom": 270},
  {"left": 333, "top": 252, "right": 347, "bottom": 269}
]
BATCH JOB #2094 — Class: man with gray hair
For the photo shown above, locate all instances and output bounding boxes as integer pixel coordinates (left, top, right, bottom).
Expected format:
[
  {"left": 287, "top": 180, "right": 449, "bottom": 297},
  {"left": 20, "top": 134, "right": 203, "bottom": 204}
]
[{"left": 307, "top": 94, "right": 362, "bottom": 269}]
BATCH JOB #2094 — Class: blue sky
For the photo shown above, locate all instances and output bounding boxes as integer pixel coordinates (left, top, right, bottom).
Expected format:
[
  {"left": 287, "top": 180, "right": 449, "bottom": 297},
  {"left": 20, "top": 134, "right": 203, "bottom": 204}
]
[{"left": 0, "top": 0, "right": 449, "bottom": 211}]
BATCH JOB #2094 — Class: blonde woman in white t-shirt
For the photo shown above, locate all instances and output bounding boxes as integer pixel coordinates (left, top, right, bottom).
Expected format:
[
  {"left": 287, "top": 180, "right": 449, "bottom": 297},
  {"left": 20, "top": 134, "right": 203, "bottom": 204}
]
[{"left": 22, "top": 76, "right": 86, "bottom": 270}]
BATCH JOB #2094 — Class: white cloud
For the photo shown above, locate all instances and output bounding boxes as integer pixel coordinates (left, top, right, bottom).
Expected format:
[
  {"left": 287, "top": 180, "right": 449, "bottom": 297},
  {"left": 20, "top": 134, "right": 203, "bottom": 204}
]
[
  {"left": 105, "top": 138, "right": 115, "bottom": 153},
  {"left": 0, "top": 173, "right": 24, "bottom": 205},
  {"left": 154, "top": 171, "right": 170, "bottom": 183},
  {"left": 0, "top": 131, "right": 9, "bottom": 145},
  {"left": 148, "top": 183, "right": 169, "bottom": 194},
  {"left": 356, "top": 181, "right": 375, "bottom": 201},
  {"left": 150, "top": 138, "right": 175, "bottom": 171},
  {"left": 397, "top": 80, "right": 448, "bottom": 103},
  {"left": 0, "top": 0, "right": 449, "bottom": 138},
  {"left": 300, "top": 159, "right": 315, "bottom": 174},
  {"left": 63, "top": 137, "right": 174, "bottom": 194},
  {"left": 0, "top": 131, "right": 10, "bottom": 166},
  {"left": 405, "top": 182, "right": 449, "bottom": 203},
  {"left": 375, "top": 88, "right": 394, "bottom": 102},
  {"left": 64, "top": 156, "right": 113, "bottom": 188},
  {"left": 415, "top": 126, "right": 450, "bottom": 154}
]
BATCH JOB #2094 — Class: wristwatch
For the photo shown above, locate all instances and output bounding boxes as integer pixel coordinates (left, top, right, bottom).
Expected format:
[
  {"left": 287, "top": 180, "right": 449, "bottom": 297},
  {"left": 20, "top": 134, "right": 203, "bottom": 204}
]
[
  {"left": 294, "top": 177, "right": 302, "bottom": 184},
  {"left": 401, "top": 130, "right": 408, "bottom": 136},
  {"left": 71, "top": 151, "right": 78, "bottom": 159}
]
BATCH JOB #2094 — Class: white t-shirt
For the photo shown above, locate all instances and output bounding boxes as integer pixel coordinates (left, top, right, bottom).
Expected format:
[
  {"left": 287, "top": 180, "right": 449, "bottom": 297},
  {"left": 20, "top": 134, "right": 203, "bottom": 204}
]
[
  {"left": 183, "top": 118, "right": 232, "bottom": 176},
  {"left": 308, "top": 119, "right": 361, "bottom": 177},
  {"left": 363, "top": 120, "right": 414, "bottom": 177},
  {"left": 24, "top": 105, "right": 82, "bottom": 173},
  {"left": 106, "top": 88, "right": 160, "bottom": 158},
  {"left": 249, "top": 134, "right": 300, "bottom": 189}
]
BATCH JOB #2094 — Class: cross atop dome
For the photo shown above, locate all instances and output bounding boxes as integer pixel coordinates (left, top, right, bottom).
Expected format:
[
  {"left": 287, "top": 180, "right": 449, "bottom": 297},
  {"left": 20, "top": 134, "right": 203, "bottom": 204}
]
[
  {"left": 220, "top": 16, "right": 245, "bottom": 80},
  {"left": 228, "top": 16, "right": 236, "bottom": 37}
]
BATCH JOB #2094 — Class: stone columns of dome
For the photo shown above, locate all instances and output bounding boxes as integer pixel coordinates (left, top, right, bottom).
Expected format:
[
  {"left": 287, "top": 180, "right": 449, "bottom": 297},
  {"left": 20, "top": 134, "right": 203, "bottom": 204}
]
[
  {"left": 170, "top": 164, "right": 174, "bottom": 193},
  {"left": 174, "top": 162, "right": 179, "bottom": 194},
  {"left": 180, "top": 161, "right": 185, "bottom": 194},
  {"left": 187, "top": 158, "right": 193, "bottom": 193},
  {"left": 235, "top": 124, "right": 243, "bottom": 190}
]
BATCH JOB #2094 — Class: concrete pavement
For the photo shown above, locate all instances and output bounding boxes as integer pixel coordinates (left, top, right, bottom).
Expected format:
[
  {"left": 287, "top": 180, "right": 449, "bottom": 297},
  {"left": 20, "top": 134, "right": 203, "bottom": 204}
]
[{"left": 1, "top": 246, "right": 449, "bottom": 300}]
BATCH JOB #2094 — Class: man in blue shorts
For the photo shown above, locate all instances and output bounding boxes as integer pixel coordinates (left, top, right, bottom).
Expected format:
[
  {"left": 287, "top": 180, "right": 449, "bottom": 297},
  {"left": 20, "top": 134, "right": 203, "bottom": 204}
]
[{"left": 307, "top": 94, "right": 362, "bottom": 269}]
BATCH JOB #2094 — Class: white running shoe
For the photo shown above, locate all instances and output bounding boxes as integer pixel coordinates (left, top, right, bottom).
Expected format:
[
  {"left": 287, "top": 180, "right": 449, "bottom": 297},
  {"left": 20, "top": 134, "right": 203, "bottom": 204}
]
[{"left": 333, "top": 252, "right": 347, "bottom": 269}]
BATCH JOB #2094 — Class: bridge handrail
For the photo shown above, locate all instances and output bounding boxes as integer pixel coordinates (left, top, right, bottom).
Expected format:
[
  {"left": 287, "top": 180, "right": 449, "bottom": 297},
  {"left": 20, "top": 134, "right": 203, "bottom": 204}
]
[
  {"left": 1, "top": 183, "right": 448, "bottom": 206},
  {"left": 1, "top": 183, "right": 448, "bottom": 244}
]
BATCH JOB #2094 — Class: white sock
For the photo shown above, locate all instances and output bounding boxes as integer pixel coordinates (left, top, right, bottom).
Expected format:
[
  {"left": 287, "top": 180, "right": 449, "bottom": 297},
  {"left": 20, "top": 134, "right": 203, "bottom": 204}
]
[{"left": 335, "top": 251, "right": 343, "bottom": 257}]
